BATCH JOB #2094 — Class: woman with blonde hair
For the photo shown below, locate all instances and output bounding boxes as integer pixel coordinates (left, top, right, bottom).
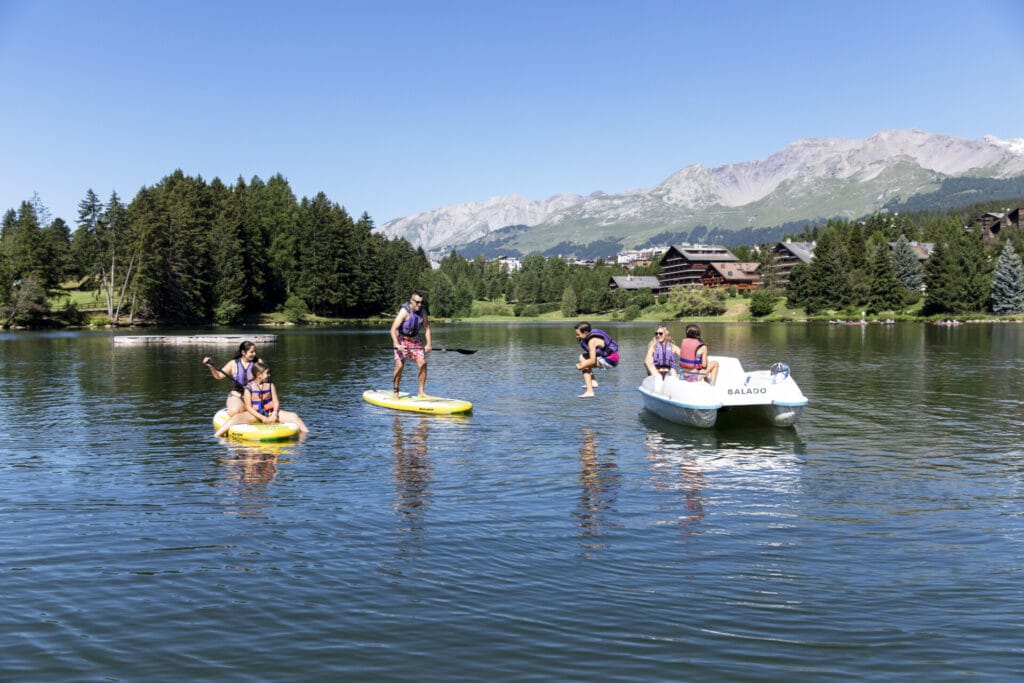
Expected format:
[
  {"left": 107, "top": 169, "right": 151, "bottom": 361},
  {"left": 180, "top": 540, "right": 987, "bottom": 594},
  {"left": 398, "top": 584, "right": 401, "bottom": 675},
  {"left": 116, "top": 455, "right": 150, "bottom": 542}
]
[{"left": 644, "top": 326, "right": 680, "bottom": 378}]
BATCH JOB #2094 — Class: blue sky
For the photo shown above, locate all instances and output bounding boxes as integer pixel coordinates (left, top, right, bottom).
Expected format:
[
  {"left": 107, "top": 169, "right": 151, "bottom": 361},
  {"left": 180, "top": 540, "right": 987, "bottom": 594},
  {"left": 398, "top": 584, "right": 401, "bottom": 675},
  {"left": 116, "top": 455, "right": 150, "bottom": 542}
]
[{"left": 1, "top": 0, "right": 1022, "bottom": 228}]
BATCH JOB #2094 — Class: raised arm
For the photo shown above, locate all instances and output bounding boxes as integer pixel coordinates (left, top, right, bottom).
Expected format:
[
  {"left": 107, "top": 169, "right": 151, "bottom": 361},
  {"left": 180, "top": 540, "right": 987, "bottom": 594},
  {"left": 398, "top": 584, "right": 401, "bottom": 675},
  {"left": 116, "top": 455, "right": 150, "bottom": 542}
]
[{"left": 203, "top": 356, "right": 231, "bottom": 380}]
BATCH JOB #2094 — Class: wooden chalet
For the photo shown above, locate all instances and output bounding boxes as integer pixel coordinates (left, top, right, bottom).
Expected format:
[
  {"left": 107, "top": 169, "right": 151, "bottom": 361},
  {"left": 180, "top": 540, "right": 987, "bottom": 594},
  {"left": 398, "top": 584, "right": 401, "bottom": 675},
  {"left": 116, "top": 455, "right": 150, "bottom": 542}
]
[
  {"left": 770, "top": 241, "right": 815, "bottom": 286},
  {"left": 972, "top": 205, "right": 1024, "bottom": 244},
  {"left": 701, "top": 262, "right": 759, "bottom": 290},
  {"left": 659, "top": 245, "right": 738, "bottom": 288},
  {"left": 1012, "top": 206, "right": 1024, "bottom": 230},
  {"left": 609, "top": 274, "right": 662, "bottom": 293}
]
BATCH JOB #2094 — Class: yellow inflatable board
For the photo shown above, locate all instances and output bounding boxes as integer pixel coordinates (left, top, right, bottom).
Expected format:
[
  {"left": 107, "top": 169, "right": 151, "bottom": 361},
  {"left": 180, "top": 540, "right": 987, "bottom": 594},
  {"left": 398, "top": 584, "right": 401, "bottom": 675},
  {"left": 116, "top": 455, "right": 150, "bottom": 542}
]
[
  {"left": 213, "top": 409, "right": 300, "bottom": 442},
  {"left": 362, "top": 389, "right": 472, "bottom": 415}
]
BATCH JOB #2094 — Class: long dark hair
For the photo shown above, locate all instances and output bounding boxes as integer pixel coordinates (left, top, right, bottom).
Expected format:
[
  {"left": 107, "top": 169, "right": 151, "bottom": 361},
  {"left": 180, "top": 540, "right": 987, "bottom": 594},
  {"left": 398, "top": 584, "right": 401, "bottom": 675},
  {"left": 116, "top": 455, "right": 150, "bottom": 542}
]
[
  {"left": 233, "top": 341, "right": 256, "bottom": 360},
  {"left": 232, "top": 341, "right": 258, "bottom": 386}
]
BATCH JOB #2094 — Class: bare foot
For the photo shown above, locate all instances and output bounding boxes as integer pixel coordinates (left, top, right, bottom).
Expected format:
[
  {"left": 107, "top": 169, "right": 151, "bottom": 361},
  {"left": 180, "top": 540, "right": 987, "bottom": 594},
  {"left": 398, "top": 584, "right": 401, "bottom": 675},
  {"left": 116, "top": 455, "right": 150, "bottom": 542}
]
[{"left": 578, "top": 391, "right": 595, "bottom": 398}]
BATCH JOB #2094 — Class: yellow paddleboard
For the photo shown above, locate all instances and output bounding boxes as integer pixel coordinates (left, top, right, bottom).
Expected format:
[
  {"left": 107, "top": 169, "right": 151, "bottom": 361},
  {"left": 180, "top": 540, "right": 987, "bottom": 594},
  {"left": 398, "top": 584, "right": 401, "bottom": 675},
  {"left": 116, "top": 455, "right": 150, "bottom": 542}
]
[
  {"left": 213, "top": 409, "right": 300, "bottom": 442},
  {"left": 362, "top": 389, "right": 472, "bottom": 415}
]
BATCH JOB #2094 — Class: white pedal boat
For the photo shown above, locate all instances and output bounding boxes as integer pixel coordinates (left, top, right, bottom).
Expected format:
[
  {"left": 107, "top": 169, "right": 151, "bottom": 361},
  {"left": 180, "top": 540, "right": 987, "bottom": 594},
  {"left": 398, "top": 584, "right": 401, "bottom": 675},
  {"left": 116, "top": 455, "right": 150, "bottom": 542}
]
[{"left": 638, "top": 357, "right": 809, "bottom": 428}]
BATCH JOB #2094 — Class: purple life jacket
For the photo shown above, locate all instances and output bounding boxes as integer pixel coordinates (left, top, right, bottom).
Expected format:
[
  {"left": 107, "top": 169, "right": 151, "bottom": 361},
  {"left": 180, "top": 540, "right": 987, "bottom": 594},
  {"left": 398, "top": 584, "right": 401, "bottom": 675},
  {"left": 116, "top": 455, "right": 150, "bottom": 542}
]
[
  {"left": 579, "top": 328, "right": 618, "bottom": 358},
  {"left": 399, "top": 302, "right": 423, "bottom": 337},
  {"left": 652, "top": 341, "right": 676, "bottom": 369}
]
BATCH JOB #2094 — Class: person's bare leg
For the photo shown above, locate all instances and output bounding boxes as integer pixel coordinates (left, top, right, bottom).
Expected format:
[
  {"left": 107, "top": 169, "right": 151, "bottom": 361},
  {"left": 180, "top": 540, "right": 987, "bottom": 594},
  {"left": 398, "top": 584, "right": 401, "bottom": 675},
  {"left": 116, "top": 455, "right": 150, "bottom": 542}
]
[
  {"left": 416, "top": 358, "right": 429, "bottom": 397},
  {"left": 579, "top": 369, "right": 595, "bottom": 398},
  {"left": 393, "top": 358, "right": 404, "bottom": 398}
]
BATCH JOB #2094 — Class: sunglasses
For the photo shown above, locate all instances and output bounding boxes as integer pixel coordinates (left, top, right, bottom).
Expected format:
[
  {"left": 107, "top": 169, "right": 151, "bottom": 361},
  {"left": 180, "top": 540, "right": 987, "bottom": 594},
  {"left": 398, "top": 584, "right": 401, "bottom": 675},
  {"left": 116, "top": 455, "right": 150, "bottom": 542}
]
[{"left": 655, "top": 331, "right": 666, "bottom": 336}]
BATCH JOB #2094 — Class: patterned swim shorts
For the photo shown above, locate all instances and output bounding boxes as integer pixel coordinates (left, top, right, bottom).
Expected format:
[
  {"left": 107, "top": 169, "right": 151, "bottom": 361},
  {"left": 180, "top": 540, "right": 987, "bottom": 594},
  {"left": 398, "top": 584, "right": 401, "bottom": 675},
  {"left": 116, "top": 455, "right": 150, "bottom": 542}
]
[{"left": 395, "top": 336, "right": 425, "bottom": 362}]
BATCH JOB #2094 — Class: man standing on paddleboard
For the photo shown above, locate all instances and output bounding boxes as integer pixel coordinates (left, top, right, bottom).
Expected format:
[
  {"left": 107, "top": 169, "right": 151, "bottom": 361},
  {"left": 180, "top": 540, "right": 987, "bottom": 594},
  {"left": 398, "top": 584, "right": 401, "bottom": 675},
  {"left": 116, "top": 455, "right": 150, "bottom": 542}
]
[{"left": 391, "top": 291, "right": 432, "bottom": 398}]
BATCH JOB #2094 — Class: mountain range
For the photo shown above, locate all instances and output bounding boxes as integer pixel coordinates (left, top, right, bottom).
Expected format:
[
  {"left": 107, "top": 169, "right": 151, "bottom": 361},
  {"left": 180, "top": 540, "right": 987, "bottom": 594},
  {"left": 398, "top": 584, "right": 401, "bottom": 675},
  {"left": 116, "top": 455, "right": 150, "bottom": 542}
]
[{"left": 378, "top": 129, "right": 1024, "bottom": 258}]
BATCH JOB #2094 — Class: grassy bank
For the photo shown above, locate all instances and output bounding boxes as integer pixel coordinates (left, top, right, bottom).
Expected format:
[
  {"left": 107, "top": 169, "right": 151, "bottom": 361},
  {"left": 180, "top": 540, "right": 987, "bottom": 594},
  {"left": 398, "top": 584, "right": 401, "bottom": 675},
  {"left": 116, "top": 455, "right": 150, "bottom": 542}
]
[{"left": 41, "top": 290, "right": 1024, "bottom": 328}]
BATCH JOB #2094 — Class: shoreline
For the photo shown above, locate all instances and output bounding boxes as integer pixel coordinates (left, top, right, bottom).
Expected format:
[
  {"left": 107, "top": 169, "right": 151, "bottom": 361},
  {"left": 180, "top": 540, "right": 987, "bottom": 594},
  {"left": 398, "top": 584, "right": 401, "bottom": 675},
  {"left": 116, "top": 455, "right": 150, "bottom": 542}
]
[{"left": 7, "top": 312, "right": 1024, "bottom": 331}]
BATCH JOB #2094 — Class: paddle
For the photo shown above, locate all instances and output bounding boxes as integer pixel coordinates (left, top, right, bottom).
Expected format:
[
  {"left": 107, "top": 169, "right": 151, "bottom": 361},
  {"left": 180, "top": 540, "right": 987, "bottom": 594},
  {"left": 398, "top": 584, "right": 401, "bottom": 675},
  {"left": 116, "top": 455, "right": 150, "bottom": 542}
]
[
  {"left": 371, "top": 346, "right": 477, "bottom": 355},
  {"left": 204, "top": 359, "right": 227, "bottom": 378}
]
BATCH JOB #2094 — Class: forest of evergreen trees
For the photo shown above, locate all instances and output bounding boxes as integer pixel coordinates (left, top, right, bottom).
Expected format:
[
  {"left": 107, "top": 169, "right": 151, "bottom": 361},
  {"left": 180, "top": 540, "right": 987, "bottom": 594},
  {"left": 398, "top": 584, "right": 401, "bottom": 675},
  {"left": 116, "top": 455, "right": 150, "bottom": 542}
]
[
  {"left": 1, "top": 169, "right": 1022, "bottom": 328},
  {"left": 779, "top": 207, "right": 1024, "bottom": 316},
  {"left": 1, "top": 172, "right": 433, "bottom": 326},
  {"left": 0, "top": 170, "right": 651, "bottom": 327}
]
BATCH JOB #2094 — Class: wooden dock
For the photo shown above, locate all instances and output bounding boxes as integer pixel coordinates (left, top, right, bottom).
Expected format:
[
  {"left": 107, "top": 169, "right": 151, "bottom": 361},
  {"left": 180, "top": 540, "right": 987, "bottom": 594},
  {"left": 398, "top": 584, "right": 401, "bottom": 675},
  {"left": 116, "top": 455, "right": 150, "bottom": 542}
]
[{"left": 113, "top": 334, "right": 279, "bottom": 346}]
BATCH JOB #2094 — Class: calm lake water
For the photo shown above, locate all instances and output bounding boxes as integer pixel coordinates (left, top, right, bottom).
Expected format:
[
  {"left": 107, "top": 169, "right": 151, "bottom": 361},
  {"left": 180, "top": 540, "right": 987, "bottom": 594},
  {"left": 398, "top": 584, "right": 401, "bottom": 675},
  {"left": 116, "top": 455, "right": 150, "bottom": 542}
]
[{"left": 2, "top": 322, "right": 1023, "bottom": 681}]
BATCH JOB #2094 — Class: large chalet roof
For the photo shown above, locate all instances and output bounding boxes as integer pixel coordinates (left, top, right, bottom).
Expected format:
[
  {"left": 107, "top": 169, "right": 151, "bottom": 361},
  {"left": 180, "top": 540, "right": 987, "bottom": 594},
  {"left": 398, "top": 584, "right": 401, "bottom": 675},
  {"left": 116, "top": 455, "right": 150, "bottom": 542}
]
[
  {"left": 888, "top": 241, "right": 934, "bottom": 261},
  {"left": 665, "top": 244, "right": 738, "bottom": 262},
  {"left": 609, "top": 275, "right": 661, "bottom": 290},
  {"left": 775, "top": 241, "right": 815, "bottom": 264},
  {"left": 708, "top": 262, "right": 759, "bottom": 283}
]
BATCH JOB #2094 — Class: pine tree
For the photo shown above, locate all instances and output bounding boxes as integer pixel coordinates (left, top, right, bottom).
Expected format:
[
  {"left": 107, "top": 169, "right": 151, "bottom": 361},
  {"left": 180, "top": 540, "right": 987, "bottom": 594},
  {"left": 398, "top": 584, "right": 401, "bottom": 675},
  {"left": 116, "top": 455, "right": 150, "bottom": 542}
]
[
  {"left": 131, "top": 171, "right": 215, "bottom": 322},
  {"left": 209, "top": 178, "right": 247, "bottom": 322},
  {"left": 430, "top": 271, "right": 456, "bottom": 317},
  {"left": 42, "top": 218, "right": 71, "bottom": 285},
  {"left": 0, "top": 210, "right": 16, "bottom": 308},
  {"left": 260, "top": 178, "right": 301, "bottom": 307},
  {"left": 922, "top": 239, "right": 959, "bottom": 315},
  {"left": 990, "top": 240, "right": 1024, "bottom": 314},
  {"left": 866, "top": 242, "right": 903, "bottom": 313},
  {"left": 784, "top": 262, "right": 811, "bottom": 309},
  {"left": 352, "top": 212, "right": 388, "bottom": 315},
  {"left": 4, "top": 201, "right": 50, "bottom": 286},
  {"left": 957, "top": 229, "right": 991, "bottom": 313},
  {"left": 294, "top": 193, "right": 352, "bottom": 316},
  {"left": 892, "top": 234, "right": 923, "bottom": 292},
  {"left": 804, "top": 227, "right": 848, "bottom": 312},
  {"left": 71, "top": 189, "right": 104, "bottom": 282}
]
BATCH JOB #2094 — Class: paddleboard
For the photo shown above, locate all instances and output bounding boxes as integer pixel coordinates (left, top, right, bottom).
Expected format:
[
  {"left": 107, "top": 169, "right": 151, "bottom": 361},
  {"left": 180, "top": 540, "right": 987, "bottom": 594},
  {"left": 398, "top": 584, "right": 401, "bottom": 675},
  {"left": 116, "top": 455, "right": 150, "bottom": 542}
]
[
  {"left": 362, "top": 389, "right": 472, "bottom": 415},
  {"left": 213, "top": 409, "right": 300, "bottom": 442}
]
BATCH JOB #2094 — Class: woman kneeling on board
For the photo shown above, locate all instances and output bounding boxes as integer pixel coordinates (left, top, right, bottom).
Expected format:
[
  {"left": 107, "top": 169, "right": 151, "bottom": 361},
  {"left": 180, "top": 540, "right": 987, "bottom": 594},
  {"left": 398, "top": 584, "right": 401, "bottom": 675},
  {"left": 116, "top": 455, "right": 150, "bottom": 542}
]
[
  {"left": 214, "top": 361, "right": 309, "bottom": 438},
  {"left": 203, "top": 341, "right": 261, "bottom": 416}
]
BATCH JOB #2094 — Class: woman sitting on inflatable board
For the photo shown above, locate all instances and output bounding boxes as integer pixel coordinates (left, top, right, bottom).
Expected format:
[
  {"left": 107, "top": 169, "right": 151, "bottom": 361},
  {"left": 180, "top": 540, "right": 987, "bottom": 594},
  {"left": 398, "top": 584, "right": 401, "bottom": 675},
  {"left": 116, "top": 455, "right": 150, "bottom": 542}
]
[{"left": 214, "top": 361, "right": 309, "bottom": 438}]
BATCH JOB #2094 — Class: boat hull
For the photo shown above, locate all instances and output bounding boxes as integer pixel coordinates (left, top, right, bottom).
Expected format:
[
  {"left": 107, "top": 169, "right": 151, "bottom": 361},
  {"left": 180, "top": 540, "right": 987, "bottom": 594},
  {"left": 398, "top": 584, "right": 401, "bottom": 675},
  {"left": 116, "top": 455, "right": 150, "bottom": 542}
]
[
  {"left": 639, "top": 387, "right": 720, "bottom": 428},
  {"left": 639, "top": 357, "right": 808, "bottom": 429}
]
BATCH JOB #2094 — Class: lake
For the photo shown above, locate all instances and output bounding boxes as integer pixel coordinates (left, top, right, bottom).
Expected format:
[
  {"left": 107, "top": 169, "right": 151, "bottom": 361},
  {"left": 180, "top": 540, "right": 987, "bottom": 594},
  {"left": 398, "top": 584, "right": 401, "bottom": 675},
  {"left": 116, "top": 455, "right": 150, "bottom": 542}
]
[{"left": 2, "top": 322, "right": 1022, "bottom": 681}]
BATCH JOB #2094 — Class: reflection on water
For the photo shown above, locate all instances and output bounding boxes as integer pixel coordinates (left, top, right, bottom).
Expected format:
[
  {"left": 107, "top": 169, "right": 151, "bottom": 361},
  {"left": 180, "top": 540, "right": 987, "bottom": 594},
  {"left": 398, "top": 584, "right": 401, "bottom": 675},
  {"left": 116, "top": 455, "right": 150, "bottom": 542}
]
[
  {"left": 644, "top": 428, "right": 707, "bottom": 533},
  {"left": 641, "top": 411, "right": 806, "bottom": 531},
  {"left": 575, "top": 427, "right": 621, "bottom": 554},
  {"left": 392, "top": 414, "right": 432, "bottom": 543},
  {"left": 218, "top": 441, "right": 296, "bottom": 517},
  {"left": 4, "top": 325, "right": 1024, "bottom": 681}
]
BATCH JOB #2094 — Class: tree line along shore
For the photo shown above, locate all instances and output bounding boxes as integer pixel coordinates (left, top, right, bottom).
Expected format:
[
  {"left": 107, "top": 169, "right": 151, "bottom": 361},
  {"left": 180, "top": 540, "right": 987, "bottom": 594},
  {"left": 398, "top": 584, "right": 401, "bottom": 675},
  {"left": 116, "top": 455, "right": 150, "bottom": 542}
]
[{"left": 2, "top": 170, "right": 1023, "bottom": 329}]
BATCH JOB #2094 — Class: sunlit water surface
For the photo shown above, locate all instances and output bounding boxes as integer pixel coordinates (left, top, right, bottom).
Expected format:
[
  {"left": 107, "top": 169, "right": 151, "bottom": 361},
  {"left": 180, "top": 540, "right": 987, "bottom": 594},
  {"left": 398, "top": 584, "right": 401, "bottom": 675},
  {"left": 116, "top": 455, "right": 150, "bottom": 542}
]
[{"left": 2, "top": 323, "right": 1022, "bottom": 681}]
